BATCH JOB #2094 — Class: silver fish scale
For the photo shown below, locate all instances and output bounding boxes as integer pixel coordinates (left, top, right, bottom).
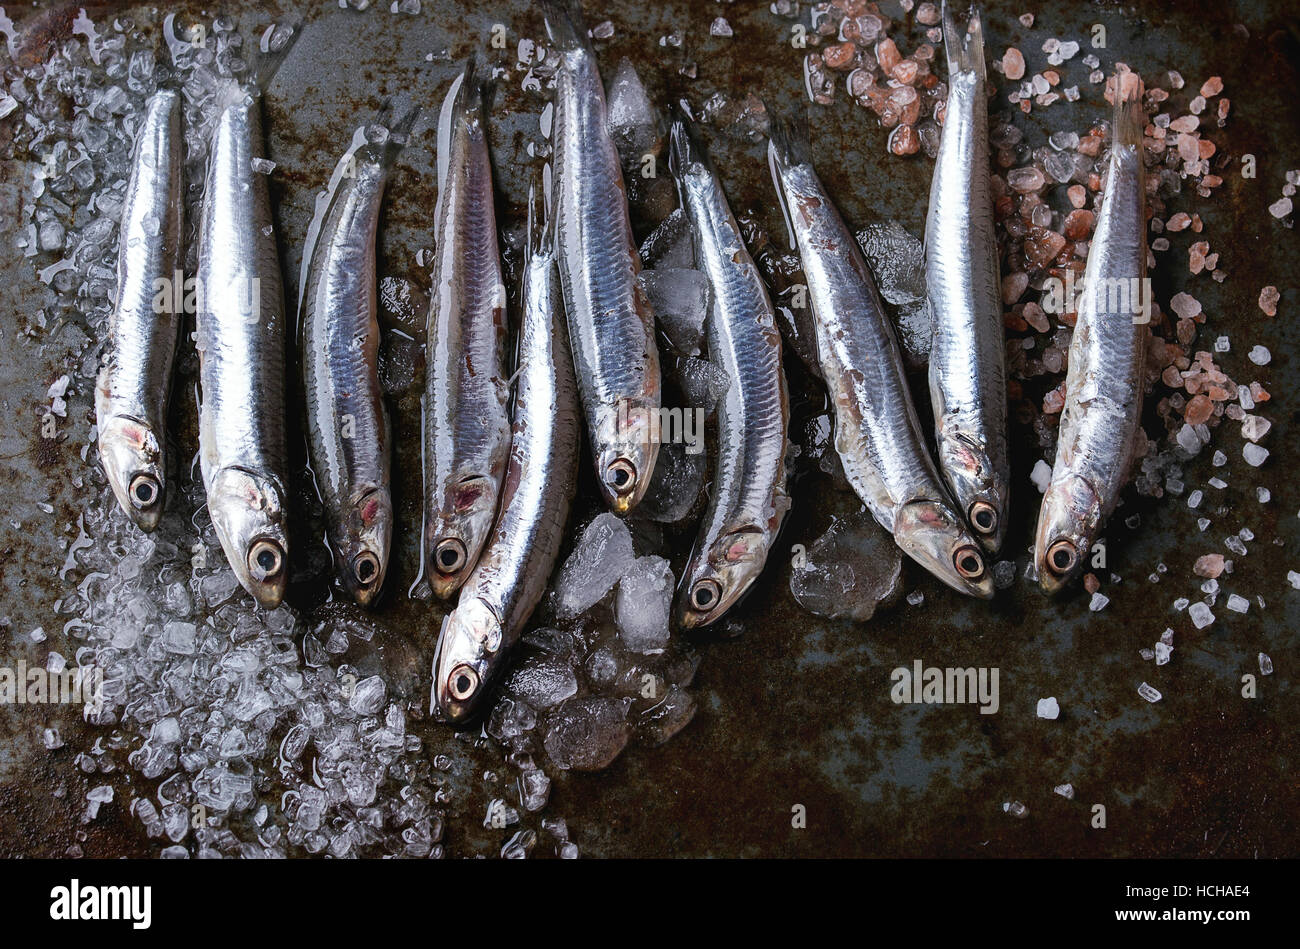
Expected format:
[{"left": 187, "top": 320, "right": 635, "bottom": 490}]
[
  {"left": 423, "top": 104, "right": 510, "bottom": 516},
  {"left": 197, "top": 90, "right": 288, "bottom": 490},
  {"left": 463, "top": 248, "right": 579, "bottom": 639},
  {"left": 925, "top": 68, "right": 1008, "bottom": 528},
  {"left": 1054, "top": 144, "right": 1147, "bottom": 514},
  {"left": 302, "top": 158, "right": 389, "bottom": 534},
  {"left": 778, "top": 163, "right": 947, "bottom": 532},
  {"left": 680, "top": 163, "right": 788, "bottom": 571},
  {"left": 551, "top": 49, "right": 657, "bottom": 411},
  {"left": 101, "top": 90, "right": 182, "bottom": 428}
]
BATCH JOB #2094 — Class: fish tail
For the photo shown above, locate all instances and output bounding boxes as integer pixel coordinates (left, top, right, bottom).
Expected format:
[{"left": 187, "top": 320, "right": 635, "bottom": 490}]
[
  {"left": 1111, "top": 68, "right": 1146, "bottom": 147},
  {"left": 367, "top": 99, "right": 420, "bottom": 166},
  {"left": 667, "top": 104, "right": 704, "bottom": 179},
  {"left": 765, "top": 104, "right": 811, "bottom": 168},
  {"left": 942, "top": 2, "right": 986, "bottom": 79},
  {"left": 540, "top": 0, "right": 590, "bottom": 53},
  {"left": 248, "top": 19, "right": 300, "bottom": 93}
]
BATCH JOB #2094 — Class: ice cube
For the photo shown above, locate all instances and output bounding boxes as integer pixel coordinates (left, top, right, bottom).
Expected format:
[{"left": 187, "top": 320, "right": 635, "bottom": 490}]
[
  {"left": 790, "top": 511, "right": 903, "bottom": 622},
  {"left": 554, "top": 514, "right": 637, "bottom": 620},
  {"left": 615, "top": 555, "right": 674, "bottom": 653},
  {"left": 542, "top": 697, "right": 632, "bottom": 771},
  {"left": 605, "top": 58, "right": 660, "bottom": 159},
  {"left": 641, "top": 268, "right": 710, "bottom": 356},
  {"left": 501, "top": 656, "right": 579, "bottom": 710},
  {"left": 638, "top": 441, "right": 708, "bottom": 523},
  {"left": 348, "top": 675, "right": 386, "bottom": 716}
]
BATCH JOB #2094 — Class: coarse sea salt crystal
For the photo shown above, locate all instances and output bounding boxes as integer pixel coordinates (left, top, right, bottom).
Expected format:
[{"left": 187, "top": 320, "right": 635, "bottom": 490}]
[
  {"left": 1030, "top": 459, "right": 1052, "bottom": 492},
  {"left": 1089, "top": 592, "right": 1109, "bottom": 612},
  {"left": 1154, "top": 641, "right": 1173, "bottom": 665},
  {"left": 1173, "top": 597, "right": 1190, "bottom": 611},
  {"left": 1243, "top": 443, "right": 1269, "bottom": 467},
  {"left": 1226, "top": 593, "right": 1249, "bottom": 613},
  {"left": 1258, "top": 653, "right": 1273, "bottom": 675},
  {"left": 1187, "top": 489, "right": 1203, "bottom": 508},
  {"left": 1248, "top": 345, "right": 1271, "bottom": 365},
  {"left": 1138, "top": 681, "right": 1162, "bottom": 703},
  {"left": 1212, "top": 450, "right": 1227, "bottom": 467},
  {"left": 1198, "top": 518, "right": 1211, "bottom": 531},
  {"left": 1054, "top": 783, "right": 1075, "bottom": 799},
  {"left": 1188, "top": 601, "right": 1215, "bottom": 628},
  {"left": 1036, "top": 697, "right": 1060, "bottom": 719},
  {"left": 1214, "top": 336, "right": 1230, "bottom": 352},
  {"left": 1209, "top": 477, "right": 1227, "bottom": 489},
  {"left": 1288, "top": 570, "right": 1300, "bottom": 589}
]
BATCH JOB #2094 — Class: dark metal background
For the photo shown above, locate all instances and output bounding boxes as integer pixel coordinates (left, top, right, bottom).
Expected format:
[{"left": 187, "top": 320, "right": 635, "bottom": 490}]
[{"left": 0, "top": 0, "right": 1297, "bottom": 857}]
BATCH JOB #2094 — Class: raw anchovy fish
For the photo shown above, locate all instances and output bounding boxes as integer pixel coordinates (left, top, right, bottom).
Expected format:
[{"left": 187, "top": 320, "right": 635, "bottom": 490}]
[
  {"left": 543, "top": 0, "right": 661, "bottom": 513},
  {"left": 767, "top": 113, "right": 993, "bottom": 599},
  {"left": 669, "top": 117, "right": 790, "bottom": 628},
  {"left": 422, "top": 61, "right": 511, "bottom": 599},
  {"left": 1034, "top": 72, "right": 1149, "bottom": 594},
  {"left": 196, "top": 35, "right": 295, "bottom": 608},
  {"left": 434, "top": 175, "right": 580, "bottom": 722},
  {"left": 926, "top": 3, "right": 1008, "bottom": 553},
  {"left": 96, "top": 88, "right": 183, "bottom": 532},
  {"left": 302, "top": 113, "right": 413, "bottom": 606}
]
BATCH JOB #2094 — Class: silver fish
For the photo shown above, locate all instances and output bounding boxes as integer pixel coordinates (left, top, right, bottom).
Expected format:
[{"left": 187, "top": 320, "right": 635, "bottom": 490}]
[
  {"left": 1034, "top": 72, "right": 1149, "bottom": 594},
  {"left": 96, "top": 88, "right": 183, "bottom": 532},
  {"left": 423, "top": 62, "right": 511, "bottom": 600},
  {"left": 302, "top": 115, "right": 412, "bottom": 607},
  {"left": 433, "top": 175, "right": 580, "bottom": 722},
  {"left": 543, "top": 0, "right": 661, "bottom": 514},
  {"left": 767, "top": 113, "right": 993, "bottom": 599},
  {"left": 926, "top": 3, "right": 1008, "bottom": 553},
  {"left": 669, "top": 117, "right": 791, "bottom": 628},
  {"left": 196, "top": 52, "right": 293, "bottom": 609}
]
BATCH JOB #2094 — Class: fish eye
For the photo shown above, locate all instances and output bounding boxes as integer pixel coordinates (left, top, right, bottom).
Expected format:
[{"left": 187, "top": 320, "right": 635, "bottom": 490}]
[
  {"left": 1046, "top": 539, "right": 1079, "bottom": 576},
  {"left": 969, "top": 500, "right": 997, "bottom": 535},
  {"left": 448, "top": 664, "right": 479, "bottom": 702},
  {"left": 353, "top": 551, "right": 380, "bottom": 586},
  {"left": 247, "top": 539, "right": 285, "bottom": 581},
  {"left": 129, "top": 473, "right": 161, "bottom": 510},
  {"left": 690, "top": 578, "right": 722, "bottom": 612},
  {"left": 953, "top": 545, "right": 985, "bottom": 580},
  {"left": 434, "top": 538, "right": 466, "bottom": 575},
  {"left": 605, "top": 458, "right": 637, "bottom": 495}
]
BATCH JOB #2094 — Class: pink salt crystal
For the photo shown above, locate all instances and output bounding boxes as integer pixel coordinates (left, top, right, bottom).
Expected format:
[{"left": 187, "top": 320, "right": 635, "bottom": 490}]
[
  {"left": 1003, "top": 47, "right": 1025, "bottom": 81},
  {"left": 916, "top": 2, "right": 940, "bottom": 26},
  {"left": 1067, "top": 185, "right": 1086, "bottom": 208},
  {"left": 1166, "top": 212, "right": 1192, "bottom": 232},
  {"left": 1169, "top": 291, "right": 1201, "bottom": 320},
  {"left": 1023, "top": 302, "right": 1049, "bottom": 332},
  {"left": 1007, "top": 165, "right": 1046, "bottom": 193},
  {"left": 875, "top": 38, "right": 901, "bottom": 74},
  {"left": 1184, "top": 394, "right": 1214, "bottom": 425},
  {"left": 1200, "top": 76, "right": 1224, "bottom": 97},
  {"left": 1189, "top": 241, "right": 1209, "bottom": 274},
  {"left": 1193, "top": 553, "right": 1225, "bottom": 578},
  {"left": 1019, "top": 13, "right": 1034, "bottom": 27},
  {"left": 1259, "top": 285, "right": 1279, "bottom": 317},
  {"left": 1002, "top": 271, "right": 1029, "bottom": 304},
  {"left": 1169, "top": 115, "right": 1199, "bottom": 133},
  {"left": 1042, "top": 384, "right": 1066, "bottom": 414}
]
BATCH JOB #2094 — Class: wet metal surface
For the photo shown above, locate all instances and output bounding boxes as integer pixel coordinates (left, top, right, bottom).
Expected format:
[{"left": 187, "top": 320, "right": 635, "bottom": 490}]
[{"left": 0, "top": 0, "right": 1297, "bottom": 857}]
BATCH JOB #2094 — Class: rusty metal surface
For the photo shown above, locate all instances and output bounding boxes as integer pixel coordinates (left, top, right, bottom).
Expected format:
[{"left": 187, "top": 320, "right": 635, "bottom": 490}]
[{"left": 0, "top": 0, "right": 1297, "bottom": 858}]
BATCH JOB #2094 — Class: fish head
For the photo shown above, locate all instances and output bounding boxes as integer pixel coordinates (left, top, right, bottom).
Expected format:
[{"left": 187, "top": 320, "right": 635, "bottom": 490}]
[
  {"left": 1034, "top": 471, "right": 1100, "bottom": 595},
  {"left": 208, "top": 466, "right": 289, "bottom": 608},
  {"left": 431, "top": 596, "right": 501, "bottom": 723},
  {"left": 97, "top": 413, "right": 166, "bottom": 532},
  {"left": 594, "top": 398, "right": 660, "bottom": 515},
  {"left": 425, "top": 475, "right": 499, "bottom": 598},
  {"left": 676, "top": 526, "right": 769, "bottom": 629},
  {"left": 894, "top": 498, "right": 994, "bottom": 599},
  {"left": 937, "top": 430, "right": 1007, "bottom": 554},
  {"left": 337, "top": 485, "right": 392, "bottom": 608}
]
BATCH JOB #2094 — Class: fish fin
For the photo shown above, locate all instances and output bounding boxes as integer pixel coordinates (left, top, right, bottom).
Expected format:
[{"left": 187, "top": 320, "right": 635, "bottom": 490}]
[
  {"left": 525, "top": 165, "right": 552, "bottom": 261},
  {"left": 765, "top": 105, "right": 811, "bottom": 168},
  {"left": 540, "top": 0, "right": 591, "bottom": 53},
  {"left": 248, "top": 19, "right": 300, "bottom": 92},
  {"left": 365, "top": 100, "right": 421, "bottom": 166},
  {"left": 941, "top": 2, "right": 986, "bottom": 79},
  {"left": 1111, "top": 68, "right": 1146, "bottom": 147}
]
